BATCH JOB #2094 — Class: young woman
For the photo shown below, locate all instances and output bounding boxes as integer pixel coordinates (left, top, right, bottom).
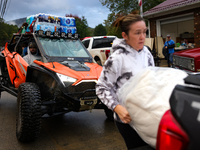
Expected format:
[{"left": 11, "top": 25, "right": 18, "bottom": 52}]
[{"left": 96, "top": 12, "right": 155, "bottom": 149}]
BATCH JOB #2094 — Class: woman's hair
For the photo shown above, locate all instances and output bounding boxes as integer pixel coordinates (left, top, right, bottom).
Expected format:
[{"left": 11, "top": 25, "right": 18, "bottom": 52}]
[{"left": 112, "top": 11, "right": 144, "bottom": 35}]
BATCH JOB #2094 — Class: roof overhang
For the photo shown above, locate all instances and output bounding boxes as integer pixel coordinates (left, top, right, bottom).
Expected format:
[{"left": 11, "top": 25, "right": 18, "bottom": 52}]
[{"left": 144, "top": 1, "right": 200, "bottom": 19}]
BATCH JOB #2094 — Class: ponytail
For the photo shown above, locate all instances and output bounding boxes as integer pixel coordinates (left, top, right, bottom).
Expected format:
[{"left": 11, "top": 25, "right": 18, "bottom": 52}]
[{"left": 112, "top": 11, "right": 144, "bottom": 35}]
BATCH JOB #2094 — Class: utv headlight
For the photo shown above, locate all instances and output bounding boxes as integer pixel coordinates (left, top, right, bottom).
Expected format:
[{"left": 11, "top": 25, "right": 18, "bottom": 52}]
[
  {"left": 56, "top": 73, "right": 77, "bottom": 87},
  {"left": 66, "top": 33, "right": 72, "bottom": 39},
  {"left": 61, "top": 32, "right": 66, "bottom": 38},
  {"left": 53, "top": 31, "right": 59, "bottom": 37},
  {"left": 38, "top": 30, "right": 44, "bottom": 36},
  {"left": 46, "top": 31, "right": 51, "bottom": 36}
]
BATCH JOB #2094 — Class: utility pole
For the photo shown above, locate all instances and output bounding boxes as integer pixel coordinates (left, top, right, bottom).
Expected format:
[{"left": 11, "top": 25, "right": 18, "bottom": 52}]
[
  {"left": 138, "top": 0, "right": 143, "bottom": 18},
  {"left": 0, "top": 0, "right": 8, "bottom": 19},
  {"left": 140, "top": 2, "right": 143, "bottom": 18}
]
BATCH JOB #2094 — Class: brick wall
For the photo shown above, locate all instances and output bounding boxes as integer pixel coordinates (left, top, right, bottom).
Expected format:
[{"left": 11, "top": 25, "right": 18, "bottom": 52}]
[
  {"left": 150, "top": 19, "right": 157, "bottom": 38},
  {"left": 148, "top": 8, "right": 200, "bottom": 48}
]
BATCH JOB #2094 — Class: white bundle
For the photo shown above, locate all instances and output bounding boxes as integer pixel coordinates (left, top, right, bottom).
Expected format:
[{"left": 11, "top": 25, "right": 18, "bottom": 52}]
[{"left": 118, "top": 67, "right": 188, "bottom": 148}]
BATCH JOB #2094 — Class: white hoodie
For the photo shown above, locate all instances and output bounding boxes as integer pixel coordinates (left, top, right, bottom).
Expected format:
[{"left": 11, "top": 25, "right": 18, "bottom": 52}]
[
  {"left": 23, "top": 46, "right": 41, "bottom": 65},
  {"left": 96, "top": 38, "right": 155, "bottom": 122}
]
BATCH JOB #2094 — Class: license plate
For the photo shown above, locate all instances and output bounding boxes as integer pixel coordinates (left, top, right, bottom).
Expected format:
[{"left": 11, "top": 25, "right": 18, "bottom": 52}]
[
  {"left": 80, "top": 99, "right": 97, "bottom": 111},
  {"left": 84, "top": 101, "right": 94, "bottom": 105},
  {"left": 80, "top": 99, "right": 97, "bottom": 106}
]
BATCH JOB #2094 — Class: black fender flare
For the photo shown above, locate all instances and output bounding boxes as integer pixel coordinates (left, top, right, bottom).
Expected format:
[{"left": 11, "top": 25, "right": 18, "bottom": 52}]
[{"left": 25, "top": 64, "right": 64, "bottom": 99}]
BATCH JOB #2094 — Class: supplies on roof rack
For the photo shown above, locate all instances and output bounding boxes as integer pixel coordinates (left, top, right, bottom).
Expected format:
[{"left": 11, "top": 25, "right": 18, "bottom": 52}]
[{"left": 24, "top": 13, "right": 77, "bottom": 36}]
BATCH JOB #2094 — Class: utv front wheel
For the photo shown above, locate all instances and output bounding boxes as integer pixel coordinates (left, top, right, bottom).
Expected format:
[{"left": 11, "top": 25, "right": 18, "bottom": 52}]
[
  {"left": 16, "top": 82, "right": 41, "bottom": 142},
  {"left": 96, "top": 60, "right": 102, "bottom": 66}
]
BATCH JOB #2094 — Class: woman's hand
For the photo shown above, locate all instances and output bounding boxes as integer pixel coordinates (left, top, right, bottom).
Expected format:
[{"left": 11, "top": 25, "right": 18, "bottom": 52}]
[{"left": 114, "top": 105, "right": 132, "bottom": 124}]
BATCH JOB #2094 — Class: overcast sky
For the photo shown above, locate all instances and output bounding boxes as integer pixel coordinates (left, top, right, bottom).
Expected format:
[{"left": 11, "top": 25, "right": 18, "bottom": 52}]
[{"left": 4, "top": 0, "right": 110, "bottom": 28}]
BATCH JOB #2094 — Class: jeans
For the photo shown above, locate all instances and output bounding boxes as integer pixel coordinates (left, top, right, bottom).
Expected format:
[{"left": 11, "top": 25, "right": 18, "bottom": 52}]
[
  {"left": 169, "top": 53, "right": 173, "bottom": 64},
  {"left": 167, "top": 53, "right": 173, "bottom": 66}
]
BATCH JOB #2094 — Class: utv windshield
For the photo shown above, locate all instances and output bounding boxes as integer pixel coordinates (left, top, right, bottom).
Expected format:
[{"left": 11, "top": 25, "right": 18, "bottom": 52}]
[{"left": 38, "top": 37, "right": 90, "bottom": 58}]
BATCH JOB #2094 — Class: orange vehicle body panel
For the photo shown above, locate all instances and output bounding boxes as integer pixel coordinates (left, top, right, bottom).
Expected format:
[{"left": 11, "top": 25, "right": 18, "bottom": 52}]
[
  {"left": 34, "top": 60, "right": 103, "bottom": 85},
  {"left": 3, "top": 43, "right": 28, "bottom": 88},
  {"left": 3, "top": 42, "right": 102, "bottom": 89}
]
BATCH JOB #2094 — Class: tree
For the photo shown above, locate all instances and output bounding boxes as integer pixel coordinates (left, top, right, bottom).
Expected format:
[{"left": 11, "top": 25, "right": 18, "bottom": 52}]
[
  {"left": 99, "top": 0, "right": 165, "bottom": 15},
  {"left": 65, "top": 14, "right": 91, "bottom": 38},
  {"left": 143, "top": 0, "right": 166, "bottom": 13},
  {"left": 88, "top": 27, "right": 94, "bottom": 36},
  {"left": 0, "top": 18, "right": 19, "bottom": 46},
  {"left": 100, "top": 0, "right": 165, "bottom": 37},
  {"left": 100, "top": 0, "right": 138, "bottom": 15},
  {"left": 93, "top": 24, "right": 107, "bottom": 36},
  {"left": 103, "top": 13, "right": 122, "bottom": 37}
]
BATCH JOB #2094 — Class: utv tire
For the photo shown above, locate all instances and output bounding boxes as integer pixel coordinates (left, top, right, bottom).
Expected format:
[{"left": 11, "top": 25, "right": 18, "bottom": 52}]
[
  {"left": 104, "top": 108, "right": 114, "bottom": 121},
  {"left": 16, "top": 82, "right": 41, "bottom": 142},
  {"left": 96, "top": 60, "right": 102, "bottom": 66}
]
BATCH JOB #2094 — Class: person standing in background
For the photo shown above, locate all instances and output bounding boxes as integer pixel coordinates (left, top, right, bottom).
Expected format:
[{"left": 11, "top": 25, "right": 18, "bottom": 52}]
[{"left": 164, "top": 35, "right": 175, "bottom": 67}]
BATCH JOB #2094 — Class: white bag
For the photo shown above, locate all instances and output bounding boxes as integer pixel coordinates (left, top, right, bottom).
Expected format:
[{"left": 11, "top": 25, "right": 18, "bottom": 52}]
[{"left": 118, "top": 67, "right": 188, "bottom": 148}]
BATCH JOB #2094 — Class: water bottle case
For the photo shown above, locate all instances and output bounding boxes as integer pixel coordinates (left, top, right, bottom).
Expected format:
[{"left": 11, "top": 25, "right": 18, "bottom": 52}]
[{"left": 25, "top": 13, "right": 77, "bottom": 35}]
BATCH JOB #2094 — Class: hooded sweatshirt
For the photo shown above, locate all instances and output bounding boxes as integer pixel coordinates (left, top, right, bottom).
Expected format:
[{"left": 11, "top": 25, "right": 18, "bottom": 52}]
[
  {"left": 96, "top": 38, "right": 155, "bottom": 122},
  {"left": 23, "top": 46, "right": 41, "bottom": 65}
]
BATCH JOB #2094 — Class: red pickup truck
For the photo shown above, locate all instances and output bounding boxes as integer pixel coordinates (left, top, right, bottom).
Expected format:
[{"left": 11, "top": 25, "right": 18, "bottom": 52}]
[
  {"left": 173, "top": 47, "right": 200, "bottom": 73},
  {"left": 156, "top": 74, "right": 200, "bottom": 150}
]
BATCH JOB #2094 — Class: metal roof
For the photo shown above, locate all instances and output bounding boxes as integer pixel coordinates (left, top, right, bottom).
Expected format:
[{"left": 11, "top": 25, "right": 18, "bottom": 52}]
[{"left": 144, "top": 0, "right": 200, "bottom": 17}]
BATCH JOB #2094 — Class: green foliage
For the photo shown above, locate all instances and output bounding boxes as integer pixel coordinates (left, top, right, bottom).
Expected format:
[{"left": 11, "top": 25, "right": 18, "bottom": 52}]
[
  {"left": 88, "top": 27, "right": 94, "bottom": 36},
  {"left": 103, "top": 13, "right": 122, "bottom": 38},
  {"left": 103, "top": 13, "right": 115, "bottom": 31},
  {"left": 100, "top": 0, "right": 165, "bottom": 37},
  {"left": 99, "top": 0, "right": 165, "bottom": 15},
  {"left": 100, "top": 0, "right": 138, "bottom": 15},
  {"left": 93, "top": 24, "right": 107, "bottom": 36},
  {"left": 143, "top": 0, "right": 165, "bottom": 13},
  {"left": 65, "top": 14, "right": 91, "bottom": 39},
  {"left": 107, "top": 26, "right": 122, "bottom": 38},
  {"left": 0, "top": 18, "right": 19, "bottom": 46},
  {"left": 76, "top": 16, "right": 89, "bottom": 38}
]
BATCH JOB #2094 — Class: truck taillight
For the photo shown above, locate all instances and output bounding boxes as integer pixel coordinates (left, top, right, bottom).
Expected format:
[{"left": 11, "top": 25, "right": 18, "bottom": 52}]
[
  {"left": 156, "top": 110, "right": 189, "bottom": 150},
  {"left": 105, "top": 50, "right": 110, "bottom": 59}
]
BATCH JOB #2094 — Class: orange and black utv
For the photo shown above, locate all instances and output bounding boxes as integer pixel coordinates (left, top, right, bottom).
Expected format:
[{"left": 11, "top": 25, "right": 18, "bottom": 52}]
[{"left": 0, "top": 33, "right": 113, "bottom": 142}]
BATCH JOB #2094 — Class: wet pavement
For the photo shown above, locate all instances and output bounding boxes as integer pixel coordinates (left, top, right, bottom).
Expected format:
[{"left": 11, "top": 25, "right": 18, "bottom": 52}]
[
  {"left": 158, "top": 59, "right": 168, "bottom": 67},
  {"left": 0, "top": 59, "right": 168, "bottom": 150},
  {"left": 0, "top": 92, "right": 126, "bottom": 150}
]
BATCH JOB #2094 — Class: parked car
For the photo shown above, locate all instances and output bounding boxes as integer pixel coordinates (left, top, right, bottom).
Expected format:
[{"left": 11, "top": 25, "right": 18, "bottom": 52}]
[
  {"left": 173, "top": 47, "right": 200, "bottom": 73},
  {"left": 156, "top": 73, "right": 200, "bottom": 150},
  {"left": 82, "top": 36, "right": 116, "bottom": 66}
]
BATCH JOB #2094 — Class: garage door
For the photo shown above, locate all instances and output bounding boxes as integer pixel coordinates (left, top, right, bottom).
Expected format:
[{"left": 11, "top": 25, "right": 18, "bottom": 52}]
[
  {"left": 160, "top": 14, "right": 194, "bottom": 43},
  {"left": 161, "top": 20, "right": 194, "bottom": 43}
]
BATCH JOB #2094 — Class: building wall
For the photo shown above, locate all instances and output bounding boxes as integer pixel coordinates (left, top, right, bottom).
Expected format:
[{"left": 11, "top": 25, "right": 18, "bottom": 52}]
[
  {"left": 161, "top": 20, "right": 194, "bottom": 43},
  {"left": 150, "top": 20, "right": 157, "bottom": 38},
  {"left": 149, "top": 7, "right": 200, "bottom": 47},
  {"left": 194, "top": 9, "right": 200, "bottom": 48}
]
